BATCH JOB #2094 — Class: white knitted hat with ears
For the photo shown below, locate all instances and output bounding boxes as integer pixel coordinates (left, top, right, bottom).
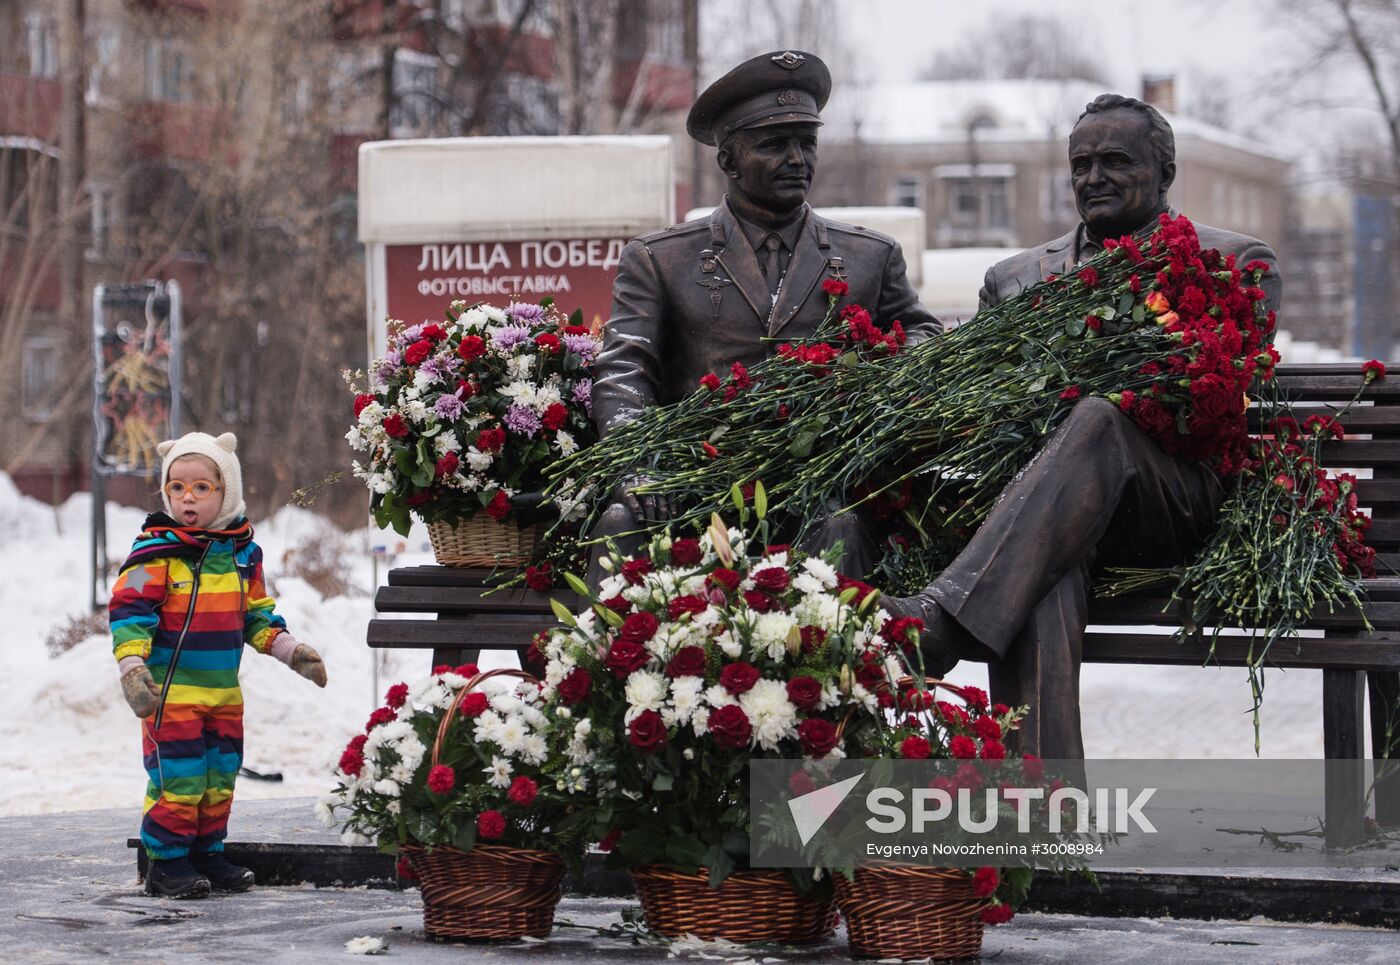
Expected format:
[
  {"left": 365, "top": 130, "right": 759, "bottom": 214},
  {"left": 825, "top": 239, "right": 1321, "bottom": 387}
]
[{"left": 156, "top": 431, "right": 246, "bottom": 530}]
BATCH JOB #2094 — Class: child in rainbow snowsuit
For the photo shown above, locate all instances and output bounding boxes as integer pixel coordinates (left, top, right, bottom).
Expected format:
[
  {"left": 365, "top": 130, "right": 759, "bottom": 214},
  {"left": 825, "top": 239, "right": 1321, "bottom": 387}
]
[{"left": 110, "top": 431, "right": 327, "bottom": 899}]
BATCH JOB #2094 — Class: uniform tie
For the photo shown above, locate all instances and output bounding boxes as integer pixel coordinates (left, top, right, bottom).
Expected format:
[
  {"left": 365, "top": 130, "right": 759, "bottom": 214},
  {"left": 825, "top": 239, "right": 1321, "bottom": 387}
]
[{"left": 761, "top": 233, "right": 784, "bottom": 300}]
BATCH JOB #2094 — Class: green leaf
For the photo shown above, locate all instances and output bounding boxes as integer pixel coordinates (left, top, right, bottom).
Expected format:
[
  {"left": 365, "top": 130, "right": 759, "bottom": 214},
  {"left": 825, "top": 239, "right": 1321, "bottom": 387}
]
[
  {"left": 789, "top": 432, "right": 816, "bottom": 458},
  {"left": 1117, "top": 292, "right": 1135, "bottom": 317},
  {"left": 652, "top": 772, "right": 674, "bottom": 791},
  {"left": 449, "top": 820, "right": 476, "bottom": 853},
  {"left": 664, "top": 836, "right": 708, "bottom": 869},
  {"left": 550, "top": 598, "right": 578, "bottom": 627},
  {"left": 562, "top": 571, "right": 591, "bottom": 598},
  {"left": 1027, "top": 376, "right": 1047, "bottom": 393},
  {"left": 754, "top": 480, "right": 768, "bottom": 520},
  {"left": 705, "top": 845, "right": 736, "bottom": 887},
  {"left": 569, "top": 308, "right": 583, "bottom": 327},
  {"left": 1064, "top": 317, "right": 1087, "bottom": 338},
  {"left": 1132, "top": 303, "right": 1145, "bottom": 323}
]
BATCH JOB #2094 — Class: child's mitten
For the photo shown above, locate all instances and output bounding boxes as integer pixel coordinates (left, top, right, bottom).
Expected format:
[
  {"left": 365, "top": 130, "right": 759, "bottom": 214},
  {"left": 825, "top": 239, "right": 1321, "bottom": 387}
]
[
  {"left": 118, "top": 657, "right": 162, "bottom": 718},
  {"left": 291, "top": 644, "right": 328, "bottom": 687}
]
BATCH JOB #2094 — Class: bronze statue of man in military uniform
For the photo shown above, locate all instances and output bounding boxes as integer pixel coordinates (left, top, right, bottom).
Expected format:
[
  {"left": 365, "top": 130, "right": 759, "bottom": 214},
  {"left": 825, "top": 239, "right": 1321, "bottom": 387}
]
[{"left": 588, "top": 50, "right": 939, "bottom": 576}]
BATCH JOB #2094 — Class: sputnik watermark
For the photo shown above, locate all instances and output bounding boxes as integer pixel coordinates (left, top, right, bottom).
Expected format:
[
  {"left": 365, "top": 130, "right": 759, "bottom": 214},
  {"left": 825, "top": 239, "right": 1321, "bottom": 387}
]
[{"left": 863, "top": 785, "right": 1157, "bottom": 834}]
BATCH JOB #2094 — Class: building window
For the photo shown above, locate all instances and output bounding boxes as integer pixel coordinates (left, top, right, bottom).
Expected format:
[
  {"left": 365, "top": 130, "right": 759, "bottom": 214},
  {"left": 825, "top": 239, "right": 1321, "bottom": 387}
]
[
  {"left": 145, "top": 41, "right": 194, "bottom": 103},
  {"left": 86, "top": 28, "right": 121, "bottom": 106},
  {"left": 1041, "top": 171, "right": 1077, "bottom": 225},
  {"left": 890, "top": 175, "right": 921, "bottom": 209},
  {"left": 945, "top": 176, "right": 1010, "bottom": 229},
  {"left": 21, "top": 335, "right": 61, "bottom": 422},
  {"left": 25, "top": 13, "right": 59, "bottom": 79},
  {"left": 933, "top": 163, "right": 1017, "bottom": 246},
  {"left": 390, "top": 50, "right": 442, "bottom": 137}
]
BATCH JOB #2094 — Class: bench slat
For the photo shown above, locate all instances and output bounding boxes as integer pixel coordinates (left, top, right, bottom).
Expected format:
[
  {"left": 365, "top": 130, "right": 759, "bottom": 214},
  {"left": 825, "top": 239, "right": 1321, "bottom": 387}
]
[
  {"left": 1247, "top": 406, "right": 1400, "bottom": 433},
  {"left": 1317, "top": 439, "right": 1400, "bottom": 466},
  {"left": 374, "top": 584, "right": 577, "bottom": 614},
  {"left": 1088, "top": 596, "right": 1400, "bottom": 630},
  {"left": 1274, "top": 375, "right": 1400, "bottom": 399},
  {"left": 367, "top": 617, "right": 547, "bottom": 650},
  {"left": 1081, "top": 632, "right": 1400, "bottom": 670}
]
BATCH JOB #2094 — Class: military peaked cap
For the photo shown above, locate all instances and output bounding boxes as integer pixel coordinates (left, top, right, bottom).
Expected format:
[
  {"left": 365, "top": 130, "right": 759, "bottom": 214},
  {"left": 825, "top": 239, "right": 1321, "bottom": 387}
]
[{"left": 687, "top": 50, "right": 831, "bottom": 147}]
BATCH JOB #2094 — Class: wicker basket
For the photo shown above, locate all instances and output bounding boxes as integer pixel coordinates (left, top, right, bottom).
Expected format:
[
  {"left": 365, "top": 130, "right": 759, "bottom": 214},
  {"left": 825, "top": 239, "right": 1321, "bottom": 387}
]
[
  {"left": 833, "top": 865, "right": 987, "bottom": 960},
  {"left": 427, "top": 516, "right": 538, "bottom": 567},
  {"left": 630, "top": 866, "right": 838, "bottom": 945},
  {"left": 402, "top": 668, "right": 562, "bottom": 941},
  {"left": 401, "top": 842, "right": 564, "bottom": 940}
]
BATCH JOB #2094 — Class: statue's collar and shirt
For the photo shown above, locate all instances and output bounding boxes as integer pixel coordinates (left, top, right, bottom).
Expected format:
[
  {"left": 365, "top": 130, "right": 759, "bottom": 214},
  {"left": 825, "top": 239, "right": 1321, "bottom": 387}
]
[
  {"left": 1071, "top": 204, "right": 1175, "bottom": 266},
  {"left": 733, "top": 202, "right": 809, "bottom": 300}
]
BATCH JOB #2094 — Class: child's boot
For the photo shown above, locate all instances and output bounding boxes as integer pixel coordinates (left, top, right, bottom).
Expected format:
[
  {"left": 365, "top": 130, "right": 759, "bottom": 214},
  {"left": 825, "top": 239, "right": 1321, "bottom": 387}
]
[
  {"left": 144, "top": 856, "right": 212, "bottom": 899},
  {"left": 191, "top": 851, "right": 256, "bottom": 892}
]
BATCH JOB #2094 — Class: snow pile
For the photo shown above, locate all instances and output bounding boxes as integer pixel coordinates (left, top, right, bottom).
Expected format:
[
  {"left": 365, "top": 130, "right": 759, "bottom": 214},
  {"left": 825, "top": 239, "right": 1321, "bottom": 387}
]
[{"left": 0, "top": 474, "right": 1326, "bottom": 820}]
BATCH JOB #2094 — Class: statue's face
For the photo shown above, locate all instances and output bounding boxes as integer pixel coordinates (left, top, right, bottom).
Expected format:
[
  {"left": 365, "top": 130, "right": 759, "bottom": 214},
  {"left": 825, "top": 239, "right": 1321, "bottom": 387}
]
[
  {"left": 1068, "top": 109, "right": 1174, "bottom": 239},
  {"left": 719, "top": 122, "right": 819, "bottom": 217}
]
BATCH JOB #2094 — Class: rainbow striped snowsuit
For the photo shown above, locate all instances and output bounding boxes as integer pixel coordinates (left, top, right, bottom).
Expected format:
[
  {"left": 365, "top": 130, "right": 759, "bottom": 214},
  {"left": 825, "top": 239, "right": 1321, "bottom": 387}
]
[{"left": 110, "top": 515, "right": 287, "bottom": 860}]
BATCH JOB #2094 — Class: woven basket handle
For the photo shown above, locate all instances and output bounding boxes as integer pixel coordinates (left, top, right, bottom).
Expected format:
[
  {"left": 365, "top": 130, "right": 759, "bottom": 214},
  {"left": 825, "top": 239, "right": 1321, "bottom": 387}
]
[{"left": 432, "top": 668, "right": 540, "bottom": 767}]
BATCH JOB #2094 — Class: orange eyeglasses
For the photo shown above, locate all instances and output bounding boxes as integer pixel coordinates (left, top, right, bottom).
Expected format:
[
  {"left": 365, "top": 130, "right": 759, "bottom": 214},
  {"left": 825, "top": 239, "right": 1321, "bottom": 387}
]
[{"left": 164, "top": 479, "right": 222, "bottom": 499}]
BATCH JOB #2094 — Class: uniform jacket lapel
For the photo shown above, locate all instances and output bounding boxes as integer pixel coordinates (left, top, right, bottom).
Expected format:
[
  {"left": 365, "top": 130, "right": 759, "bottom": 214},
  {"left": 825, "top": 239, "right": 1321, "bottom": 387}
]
[
  {"left": 769, "top": 208, "right": 826, "bottom": 337},
  {"left": 1038, "top": 227, "right": 1077, "bottom": 280},
  {"left": 709, "top": 203, "right": 769, "bottom": 326}
]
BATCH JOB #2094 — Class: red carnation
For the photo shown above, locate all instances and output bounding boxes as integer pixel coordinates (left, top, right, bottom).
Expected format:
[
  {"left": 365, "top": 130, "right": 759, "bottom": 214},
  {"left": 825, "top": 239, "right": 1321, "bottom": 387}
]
[
  {"left": 432, "top": 664, "right": 452, "bottom": 675},
  {"left": 339, "top": 746, "right": 365, "bottom": 777},
  {"left": 1363, "top": 359, "right": 1387, "bottom": 383},
  {"left": 1022, "top": 754, "right": 1044, "bottom": 783},
  {"left": 382, "top": 413, "right": 409, "bottom": 438},
  {"left": 534, "top": 332, "right": 561, "bottom": 353},
  {"left": 708, "top": 704, "right": 752, "bottom": 750},
  {"left": 542, "top": 403, "right": 569, "bottom": 432},
  {"left": 627, "top": 708, "right": 668, "bottom": 753},
  {"left": 404, "top": 339, "right": 432, "bottom": 366},
  {"left": 558, "top": 667, "right": 592, "bottom": 704},
  {"left": 786, "top": 676, "right": 823, "bottom": 711},
  {"left": 959, "top": 686, "right": 989, "bottom": 711},
  {"left": 880, "top": 616, "right": 923, "bottom": 650},
  {"left": 900, "top": 735, "right": 932, "bottom": 759},
  {"left": 365, "top": 706, "right": 396, "bottom": 731},
  {"left": 477, "top": 810, "right": 506, "bottom": 839},
  {"left": 670, "top": 537, "right": 703, "bottom": 566},
  {"left": 476, "top": 427, "right": 506, "bottom": 453},
  {"left": 1077, "top": 267, "right": 1099, "bottom": 288},
  {"left": 456, "top": 662, "right": 480, "bottom": 678},
  {"left": 619, "top": 610, "right": 660, "bottom": 644},
  {"left": 563, "top": 324, "right": 589, "bottom": 336},
  {"left": 507, "top": 776, "right": 538, "bottom": 807},
  {"left": 730, "top": 361, "right": 752, "bottom": 389},
  {"left": 524, "top": 562, "right": 552, "bottom": 591},
  {"left": 384, "top": 683, "right": 409, "bottom": 709},
  {"left": 949, "top": 735, "right": 978, "bottom": 759},
  {"left": 789, "top": 770, "right": 817, "bottom": 797},
  {"left": 972, "top": 866, "right": 1000, "bottom": 898},
  {"left": 751, "top": 566, "right": 791, "bottom": 594},
  {"left": 981, "top": 904, "right": 1014, "bottom": 926},
  {"left": 461, "top": 692, "right": 490, "bottom": 717},
  {"left": 426, "top": 764, "right": 455, "bottom": 794},
  {"left": 1059, "top": 385, "right": 1081, "bottom": 401},
  {"left": 485, "top": 490, "right": 511, "bottom": 520},
  {"left": 798, "top": 718, "right": 840, "bottom": 757},
  {"left": 666, "top": 645, "right": 708, "bottom": 679},
  {"left": 605, "top": 639, "right": 650, "bottom": 679},
  {"left": 822, "top": 278, "right": 850, "bottom": 297},
  {"left": 421, "top": 323, "right": 447, "bottom": 342},
  {"left": 973, "top": 715, "right": 1002, "bottom": 741},
  {"left": 667, "top": 595, "right": 709, "bottom": 621},
  {"left": 980, "top": 739, "right": 1007, "bottom": 760},
  {"left": 457, "top": 377, "right": 478, "bottom": 398},
  {"left": 456, "top": 334, "right": 486, "bottom": 362},
  {"left": 353, "top": 393, "right": 375, "bottom": 418},
  {"left": 395, "top": 855, "right": 418, "bottom": 882},
  {"left": 702, "top": 441, "right": 720, "bottom": 460},
  {"left": 719, "top": 662, "right": 761, "bottom": 694},
  {"left": 700, "top": 372, "right": 722, "bottom": 391},
  {"left": 435, "top": 451, "right": 459, "bottom": 478}
]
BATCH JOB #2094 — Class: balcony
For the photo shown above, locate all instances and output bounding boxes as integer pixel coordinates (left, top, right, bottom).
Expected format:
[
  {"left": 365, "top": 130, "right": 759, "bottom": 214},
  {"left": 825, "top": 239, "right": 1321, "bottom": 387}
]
[
  {"left": 612, "top": 59, "right": 691, "bottom": 113},
  {"left": 125, "top": 102, "right": 238, "bottom": 166},
  {"left": 0, "top": 72, "right": 61, "bottom": 143},
  {"left": 465, "top": 25, "right": 555, "bottom": 80}
]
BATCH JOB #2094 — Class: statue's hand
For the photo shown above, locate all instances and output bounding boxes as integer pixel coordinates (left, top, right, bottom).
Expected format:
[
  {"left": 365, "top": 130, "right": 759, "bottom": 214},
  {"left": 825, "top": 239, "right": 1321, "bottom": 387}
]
[{"left": 617, "top": 474, "right": 674, "bottom": 523}]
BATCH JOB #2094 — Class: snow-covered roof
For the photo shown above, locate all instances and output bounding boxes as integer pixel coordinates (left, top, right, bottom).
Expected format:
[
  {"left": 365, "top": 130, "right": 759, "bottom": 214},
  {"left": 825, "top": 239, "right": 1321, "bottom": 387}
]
[{"left": 823, "top": 80, "right": 1287, "bottom": 161}]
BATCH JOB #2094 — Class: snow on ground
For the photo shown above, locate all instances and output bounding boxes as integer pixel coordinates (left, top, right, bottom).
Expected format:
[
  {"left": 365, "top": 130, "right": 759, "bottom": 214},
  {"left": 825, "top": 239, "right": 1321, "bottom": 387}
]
[{"left": 0, "top": 474, "right": 1331, "bottom": 819}]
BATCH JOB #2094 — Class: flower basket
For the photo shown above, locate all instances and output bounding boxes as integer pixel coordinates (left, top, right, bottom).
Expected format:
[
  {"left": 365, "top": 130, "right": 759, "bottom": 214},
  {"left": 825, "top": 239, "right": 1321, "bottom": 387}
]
[
  {"left": 833, "top": 865, "right": 987, "bottom": 960},
  {"left": 427, "top": 517, "right": 540, "bottom": 568},
  {"left": 630, "top": 865, "right": 837, "bottom": 945},
  {"left": 402, "top": 842, "right": 564, "bottom": 941}
]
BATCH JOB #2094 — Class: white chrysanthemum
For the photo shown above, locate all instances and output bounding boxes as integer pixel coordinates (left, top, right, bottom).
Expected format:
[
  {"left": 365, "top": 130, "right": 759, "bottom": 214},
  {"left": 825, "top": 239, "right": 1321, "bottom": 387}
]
[
  {"left": 792, "top": 592, "right": 842, "bottom": 632},
  {"left": 460, "top": 307, "right": 490, "bottom": 329},
  {"left": 412, "top": 368, "right": 434, "bottom": 395},
  {"left": 377, "top": 720, "right": 412, "bottom": 744},
  {"left": 851, "top": 683, "right": 878, "bottom": 714},
  {"left": 314, "top": 797, "right": 336, "bottom": 829},
  {"left": 597, "top": 574, "right": 629, "bottom": 600},
  {"left": 434, "top": 433, "right": 461, "bottom": 455},
  {"left": 485, "top": 755, "right": 513, "bottom": 789},
  {"left": 473, "top": 711, "right": 504, "bottom": 745},
  {"left": 761, "top": 550, "right": 790, "bottom": 569},
  {"left": 715, "top": 629, "right": 742, "bottom": 659},
  {"left": 387, "top": 799, "right": 402, "bottom": 815},
  {"left": 481, "top": 304, "right": 508, "bottom": 324},
  {"left": 346, "top": 426, "right": 368, "bottom": 450},
  {"left": 739, "top": 679, "right": 798, "bottom": 750},
  {"left": 490, "top": 693, "right": 521, "bottom": 716},
  {"left": 691, "top": 706, "right": 711, "bottom": 737},
  {"left": 666, "top": 676, "right": 704, "bottom": 726},
  {"left": 519, "top": 733, "right": 548, "bottom": 765},
  {"left": 499, "top": 379, "right": 538, "bottom": 406},
  {"left": 818, "top": 681, "right": 842, "bottom": 710},
  {"left": 554, "top": 430, "right": 578, "bottom": 456},
  {"left": 341, "top": 829, "right": 373, "bottom": 846},
  {"left": 704, "top": 683, "right": 736, "bottom": 708},
  {"left": 465, "top": 448, "right": 493, "bottom": 471},
  {"left": 751, "top": 611, "right": 798, "bottom": 661},
  {"left": 357, "top": 402, "right": 384, "bottom": 427},
  {"left": 402, "top": 398, "right": 430, "bottom": 425},
  {"left": 792, "top": 573, "right": 825, "bottom": 596},
  {"left": 624, "top": 671, "right": 667, "bottom": 718},
  {"left": 506, "top": 354, "right": 537, "bottom": 379},
  {"left": 521, "top": 705, "right": 546, "bottom": 729},
  {"left": 496, "top": 717, "right": 527, "bottom": 755},
  {"left": 388, "top": 761, "right": 415, "bottom": 785},
  {"left": 802, "top": 557, "right": 839, "bottom": 589},
  {"left": 367, "top": 472, "right": 393, "bottom": 495},
  {"left": 372, "top": 778, "right": 401, "bottom": 798},
  {"left": 534, "top": 383, "right": 563, "bottom": 408}
]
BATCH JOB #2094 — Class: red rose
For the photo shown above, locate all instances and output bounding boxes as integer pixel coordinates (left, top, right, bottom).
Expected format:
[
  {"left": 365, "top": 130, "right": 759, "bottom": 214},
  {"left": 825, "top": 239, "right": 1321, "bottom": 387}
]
[
  {"left": 973, "top": 716, "right": 1002, "bottom": 742},
  {"left": 477, "top": 809, "right": 506, "bottom": 839},
  {"left": 836, "top": 575, "right": 878, "bottom": 606},
  {"left": 1363, "top": 359, "right": 1386, "bottom": 383},
  {"left": 798, "top": 718, "right": 840, "bottom": 757},
  {"left": 707, "top": 568, "right": 742, "bottom": 593},
  {"left": 461, "top": 692, "right": 490, "bottom": 716},
  {"left": 621, "top": 558, "right": 653, "bottom": 586},
  {"left": 981, "top": 904, "right": 1014, "bottom": 926},
  {"left": 405, "top": 491, "right": 432, "bottom": 509},
  {"left": 799, "top": 625, "right": 827, "bottom": 653},
  {"left": 708, "top": 704, "right": 752, "bottom": 750},
  {"left": 365, "top": 706, "right": 395, "bottom": 731},
  {"left": 786, "top": 676, "right": 822, "bottom": 711},
  {"left": 619, "top": 610, "right": 660, "bottom": 644},
  {"left": 900, "top": 735, "right": 932, "bottom": 759},
  {"left": 525, "top": 562, "right": 552, "bottom": 591},
  {"left": 822, "top": 278, "right": 849, "bottom": 297},
  {"left": 980, "top": 739, "right": 1006, "bottom": 760},
  {"left": 880, "top": 616, "right": 923, "bottom": 651},
  {"left": 751, "top": 566, "right": 791, "bottom": 594},
  {"left": 700, "top": 373, "right": 722, "bottom": 391},
  {"left": 949, "top": 735, "right": 978, "bottom": 759},
  {"left": 534, "top": 332, "right": 561, "bottom": 353},
  {"left": 507, "top": 776, "right": 538, "bottom": 807},
  {"left": 972, "top": 866, "right": 1000, "bottom": 898},
  {"left": 601, "top": 595, "right": 632, "bottom": 614},
  {"left": 353, "top": 393, "right": 375, "bottom": 418},
  {"left": 476, "top": 427, "right": 505, "bottom": 452},
  {"left": 558, "top": 667, "right": 592, "bottom": 704},
  {"left": 670, "top": 537, "right": 703, "bottom": 566},
  {"left": 404, "top": 339, "right": 432, "bottom": 366},
  {"left": 435, "top": 451, "right": 459, "bottom": 478},
  {"left": 485, "top": 490, "right": 511, "bottom": 520},
  {"left": 427, "top": 764, "right": 455, "bottom": 794},
  {"left": 605, "top": 639, "right": 650, "bottom": 679},
  {"left": 384, "top": 683, "right": 409, "bottom": 709},
  {"left": 666, "top": 645, "right": 708, "bottom": 679},
  {"left": 789, "top": 770, "right": 817, "bottom": 796},
  {"left": 382, "top": 413, "right": 409, "bottom": 438},
  {"left": 627, "top": 708, "right": 668, "bottom": 753},
  {"left": 1059, "top": 385, "right": 1081, "bottom": 401},
  {"left": 457, "top": 334, "right": 486, "bottom": 361},
  {"left": 719, "top": 662, "right": 761, "bottom": 694},
  {"left": 667, "top": 595, "right": 709, "bottom": 621},
  {"left": 541, "top": 402, "right": 569, "bottom": 432},
  {"left": 744, "top": 589, "right": 779, "bottom": 613}
]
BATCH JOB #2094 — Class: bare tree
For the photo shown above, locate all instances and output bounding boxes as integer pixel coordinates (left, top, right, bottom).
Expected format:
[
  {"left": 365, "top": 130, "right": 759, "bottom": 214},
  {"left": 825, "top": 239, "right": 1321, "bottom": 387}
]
[{"left": 917, "top": 13, "right": 1110, "bottom": 85}]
